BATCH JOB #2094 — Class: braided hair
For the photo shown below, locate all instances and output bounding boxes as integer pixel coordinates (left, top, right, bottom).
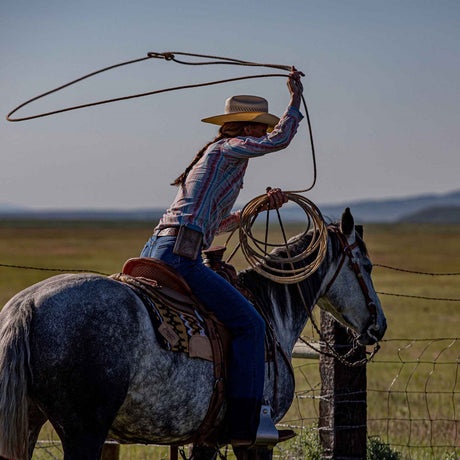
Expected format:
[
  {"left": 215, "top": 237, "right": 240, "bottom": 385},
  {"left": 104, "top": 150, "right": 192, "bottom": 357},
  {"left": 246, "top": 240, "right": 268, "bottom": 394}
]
[{"left": 171, "top": 122, "right": 249, "bottom": 186}]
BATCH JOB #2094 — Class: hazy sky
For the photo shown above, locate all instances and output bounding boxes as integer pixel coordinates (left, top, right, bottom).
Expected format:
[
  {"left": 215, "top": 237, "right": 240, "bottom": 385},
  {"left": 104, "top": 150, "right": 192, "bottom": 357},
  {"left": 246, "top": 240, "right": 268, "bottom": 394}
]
[{"left": 2, "top": 0, "right": 459, "bottom": 210}]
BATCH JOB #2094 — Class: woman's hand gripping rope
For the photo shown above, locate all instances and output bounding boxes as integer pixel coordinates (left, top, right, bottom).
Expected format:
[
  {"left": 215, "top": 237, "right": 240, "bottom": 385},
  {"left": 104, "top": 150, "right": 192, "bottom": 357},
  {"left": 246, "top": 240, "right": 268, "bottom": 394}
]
[
  {"left": 259, "top": 187, "right": 289, "bottom": 212},
  {"left": 287, "top": 67, "right": 304, "bottom": 109}
]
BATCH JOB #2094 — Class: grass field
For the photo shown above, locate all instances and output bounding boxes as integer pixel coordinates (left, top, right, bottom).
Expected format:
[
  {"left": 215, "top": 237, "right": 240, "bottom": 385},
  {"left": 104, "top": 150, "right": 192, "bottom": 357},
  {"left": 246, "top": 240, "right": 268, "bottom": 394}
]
[{"left": 0, "top": 220, "right": 458, "bottom": 459}]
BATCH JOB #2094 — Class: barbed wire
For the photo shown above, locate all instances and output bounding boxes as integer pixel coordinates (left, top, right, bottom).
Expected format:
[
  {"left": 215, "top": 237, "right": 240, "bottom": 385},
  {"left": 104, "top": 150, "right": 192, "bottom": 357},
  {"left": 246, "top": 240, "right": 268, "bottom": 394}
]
[
  {"left": 286, "top": 337, "right": 460, "bottom": 458},
  {"left": 2, "top": 262, "right": 459, "bottom": 302},
  {"left": 377, "top": 291, "right": 460, "bottom": 302},
  {"left": 0, "top": 263, "right": 109, "bottom": 276},
  {"left": 374, "top": 263, "right": 460, "bottom": 276},
  {"left": 370, "top": 337, "right": 459, "bottom": 458}
]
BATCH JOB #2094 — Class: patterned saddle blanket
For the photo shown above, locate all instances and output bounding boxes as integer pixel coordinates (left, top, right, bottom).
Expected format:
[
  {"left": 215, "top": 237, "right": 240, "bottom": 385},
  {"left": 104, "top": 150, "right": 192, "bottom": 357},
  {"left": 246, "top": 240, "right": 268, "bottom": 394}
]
[{"left": 110, "top": 272, "right": 229, "bottom": 362}]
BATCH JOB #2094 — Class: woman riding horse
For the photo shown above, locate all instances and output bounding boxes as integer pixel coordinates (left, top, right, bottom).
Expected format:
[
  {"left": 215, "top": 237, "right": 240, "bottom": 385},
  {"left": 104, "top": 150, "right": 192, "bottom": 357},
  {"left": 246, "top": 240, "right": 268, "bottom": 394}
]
[{"left": 140, "top": 69, "right": 304, "bottom": 447}]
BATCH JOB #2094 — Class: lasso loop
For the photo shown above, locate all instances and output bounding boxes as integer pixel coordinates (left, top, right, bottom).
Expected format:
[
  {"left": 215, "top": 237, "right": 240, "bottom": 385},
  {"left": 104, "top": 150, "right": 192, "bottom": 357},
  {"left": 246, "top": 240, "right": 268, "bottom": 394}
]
[
  {"left": 6, "top": 50, "right": 318, "bottom": 191},
  {"left": 6, "top": 50, "right": 293, "bottom": 122}
]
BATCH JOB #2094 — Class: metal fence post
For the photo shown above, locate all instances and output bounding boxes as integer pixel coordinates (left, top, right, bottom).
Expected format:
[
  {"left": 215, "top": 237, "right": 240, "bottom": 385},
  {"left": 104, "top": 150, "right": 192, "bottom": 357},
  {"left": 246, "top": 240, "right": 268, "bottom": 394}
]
[{"left": 318, "top": 310, "right": 367, "bottom": 459}]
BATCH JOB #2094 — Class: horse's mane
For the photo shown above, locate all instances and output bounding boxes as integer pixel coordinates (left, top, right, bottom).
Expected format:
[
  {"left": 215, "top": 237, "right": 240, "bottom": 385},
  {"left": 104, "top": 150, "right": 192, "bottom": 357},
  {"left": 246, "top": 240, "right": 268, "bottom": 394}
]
[{"left": 238, "top": 229, "right": 330, "bottom": 324}]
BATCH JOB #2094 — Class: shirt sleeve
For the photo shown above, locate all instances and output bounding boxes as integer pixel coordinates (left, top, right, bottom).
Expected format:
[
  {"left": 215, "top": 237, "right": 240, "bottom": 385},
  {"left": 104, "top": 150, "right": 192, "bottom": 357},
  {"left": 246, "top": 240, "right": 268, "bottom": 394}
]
[
  {"left": 216, "top": 210, "right": 241, "bottom": 235},
  {"left": 221, "top": 106, "right": 303, "bottom": 159}
]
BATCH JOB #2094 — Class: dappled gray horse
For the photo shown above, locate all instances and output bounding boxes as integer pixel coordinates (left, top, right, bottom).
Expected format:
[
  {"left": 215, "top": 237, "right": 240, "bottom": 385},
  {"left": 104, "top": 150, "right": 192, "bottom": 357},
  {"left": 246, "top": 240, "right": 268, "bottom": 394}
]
[{"left": 0, "top": 209, "right": 386, "bottom": 460}]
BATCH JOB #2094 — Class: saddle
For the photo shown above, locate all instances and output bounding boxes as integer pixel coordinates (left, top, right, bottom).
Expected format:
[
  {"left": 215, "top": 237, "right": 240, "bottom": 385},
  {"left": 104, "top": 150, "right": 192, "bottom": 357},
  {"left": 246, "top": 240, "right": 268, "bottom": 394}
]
[
  {"left": 110, "top": 253, "right": 232, "bottom": 445},
  {"left": 111, "top": 248, "right": 288, "bottom": 448}
]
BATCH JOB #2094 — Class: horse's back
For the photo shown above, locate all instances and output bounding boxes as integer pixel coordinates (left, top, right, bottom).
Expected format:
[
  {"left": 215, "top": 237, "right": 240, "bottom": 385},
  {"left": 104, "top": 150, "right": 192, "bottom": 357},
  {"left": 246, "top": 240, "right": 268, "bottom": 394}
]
[
  {"left": 27, "top": 274, "right": 146, "bottom": 370},
  {"left": 14, "top": 273, "right": 215, "bottom": 444}
]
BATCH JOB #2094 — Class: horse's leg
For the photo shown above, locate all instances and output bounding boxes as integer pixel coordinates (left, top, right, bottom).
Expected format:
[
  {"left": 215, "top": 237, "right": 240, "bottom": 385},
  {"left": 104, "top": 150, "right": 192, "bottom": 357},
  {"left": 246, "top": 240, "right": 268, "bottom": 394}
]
[
  {"left": 233, "top": 447, "right": 274, "bottom": 460},
  {"left": 47, "top": 411, "right": 112, "bottom": 460},
  {"left": 191, "top": 444, "right": 273, "bottom": 460},
  {"left": 31, "top": 341, "right": 130, "bottom": 460},
  {"left": 27, "top": 401, "right": 48, "bottom": 459},
  {"left": 59, "top": 434, "right": 106, "bottom": 460},
  {"left": 191, "top": 444, "right": 218, "bottom": 460},
  {"left": 39, "top": 384, "right": 127, "bottom": 460}
]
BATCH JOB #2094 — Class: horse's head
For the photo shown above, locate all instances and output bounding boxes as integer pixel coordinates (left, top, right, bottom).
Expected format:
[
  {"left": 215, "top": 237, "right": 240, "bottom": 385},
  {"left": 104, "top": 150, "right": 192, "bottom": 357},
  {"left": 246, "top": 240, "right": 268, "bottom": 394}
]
[{"left": 317, "top": 208, "right": 387, "bottom": 345}]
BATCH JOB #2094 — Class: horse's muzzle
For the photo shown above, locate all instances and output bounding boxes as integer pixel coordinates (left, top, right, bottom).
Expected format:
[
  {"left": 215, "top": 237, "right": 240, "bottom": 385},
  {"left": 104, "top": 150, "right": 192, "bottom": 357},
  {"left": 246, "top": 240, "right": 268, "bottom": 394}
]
[{"left": 357, "top": 321, "right": 387, "bottom": 345}]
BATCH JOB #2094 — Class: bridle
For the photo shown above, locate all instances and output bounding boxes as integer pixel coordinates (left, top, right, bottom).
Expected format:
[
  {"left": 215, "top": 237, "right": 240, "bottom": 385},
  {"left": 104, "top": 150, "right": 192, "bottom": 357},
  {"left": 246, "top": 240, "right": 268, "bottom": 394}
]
[
  {"left": 298, "top": 225, "right": 381, "bottom": 367},
  {"left": 324, "top": 226, "right": 378, "bottom": 332}
]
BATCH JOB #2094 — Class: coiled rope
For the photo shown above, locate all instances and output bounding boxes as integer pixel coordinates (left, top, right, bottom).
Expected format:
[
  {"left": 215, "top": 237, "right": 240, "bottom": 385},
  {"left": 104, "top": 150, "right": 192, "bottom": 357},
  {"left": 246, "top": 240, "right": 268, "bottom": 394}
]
[{"left": 238, "top": 193, "right": 328, "bottom": 284}]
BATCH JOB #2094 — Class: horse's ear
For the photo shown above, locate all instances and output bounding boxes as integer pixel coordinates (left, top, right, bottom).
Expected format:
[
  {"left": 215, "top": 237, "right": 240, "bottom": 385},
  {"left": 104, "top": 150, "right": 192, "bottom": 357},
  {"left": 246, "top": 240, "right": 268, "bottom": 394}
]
[
  {"left": 340, "top": 207, "right": 354, "bottom": 236},
  {"left": 355, "top": 224, "right": 364, "bottom": 238}
]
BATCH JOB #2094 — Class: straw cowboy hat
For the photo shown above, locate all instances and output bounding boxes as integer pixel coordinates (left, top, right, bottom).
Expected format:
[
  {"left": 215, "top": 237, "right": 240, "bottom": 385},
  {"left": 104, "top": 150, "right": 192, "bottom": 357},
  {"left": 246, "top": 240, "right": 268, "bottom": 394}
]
[{"left": 202, "top": 95, "right": 279, "bottom": 131}]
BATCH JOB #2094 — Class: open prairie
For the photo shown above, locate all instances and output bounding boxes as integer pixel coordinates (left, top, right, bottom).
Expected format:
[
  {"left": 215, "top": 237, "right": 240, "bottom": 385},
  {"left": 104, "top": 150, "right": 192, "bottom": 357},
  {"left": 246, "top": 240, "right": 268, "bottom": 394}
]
[{"left": 0, "top": 220, "right": 458, "bottom": 458}]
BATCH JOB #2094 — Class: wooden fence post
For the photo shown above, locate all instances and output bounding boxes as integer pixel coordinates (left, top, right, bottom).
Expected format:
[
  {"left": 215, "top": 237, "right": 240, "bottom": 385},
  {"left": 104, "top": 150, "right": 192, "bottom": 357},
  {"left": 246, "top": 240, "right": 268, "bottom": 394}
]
[
  {"left": 318, "top": 310, "right": 367, "bottom": 459},
  {"left": 101, "top": 442, "right": 120, "bottom": 460}
]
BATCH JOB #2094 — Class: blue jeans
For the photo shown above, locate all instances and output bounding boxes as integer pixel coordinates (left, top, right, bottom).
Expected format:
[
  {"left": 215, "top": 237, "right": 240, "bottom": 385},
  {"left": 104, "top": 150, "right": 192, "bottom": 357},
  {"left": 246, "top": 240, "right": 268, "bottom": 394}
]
[{"left": 141, "top": 235, "right": 265, "bottom": 439}]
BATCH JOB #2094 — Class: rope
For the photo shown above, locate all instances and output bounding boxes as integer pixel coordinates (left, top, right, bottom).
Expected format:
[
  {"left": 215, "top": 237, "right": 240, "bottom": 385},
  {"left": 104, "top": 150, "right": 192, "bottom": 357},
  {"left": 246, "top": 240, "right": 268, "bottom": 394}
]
[
  {"left": 6, "top": 49, "right": 318, "bottom": 193},
  {"left": 7, "top": 71, "right": 288, "bottom": 122},
  {"left": 147, "top": 51, "right": 291, "bottom": 71}
]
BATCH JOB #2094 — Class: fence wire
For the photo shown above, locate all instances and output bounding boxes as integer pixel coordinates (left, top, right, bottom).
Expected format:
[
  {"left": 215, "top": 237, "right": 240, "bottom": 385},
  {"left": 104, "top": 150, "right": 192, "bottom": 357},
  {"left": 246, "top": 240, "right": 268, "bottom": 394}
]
[
  {"left": 283, "top": 337, "right": 460, "bottom": 459},
  {"left": 367, "top": 337, "right": 459, "bottom": 459}
]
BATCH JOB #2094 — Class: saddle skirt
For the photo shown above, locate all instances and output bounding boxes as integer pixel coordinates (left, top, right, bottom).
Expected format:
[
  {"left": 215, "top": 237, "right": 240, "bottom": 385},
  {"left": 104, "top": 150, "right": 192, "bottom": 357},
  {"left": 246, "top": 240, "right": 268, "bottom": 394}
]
[{"left": 110, "top": 257, "right": 230, "bottom": 362}]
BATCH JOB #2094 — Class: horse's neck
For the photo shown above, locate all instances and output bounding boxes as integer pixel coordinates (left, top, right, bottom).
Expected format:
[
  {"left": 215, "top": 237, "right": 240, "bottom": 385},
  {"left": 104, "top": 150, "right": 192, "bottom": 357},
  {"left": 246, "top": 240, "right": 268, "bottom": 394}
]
[{"left": 238, "top": 236, "right": 335, "bottom": 353}]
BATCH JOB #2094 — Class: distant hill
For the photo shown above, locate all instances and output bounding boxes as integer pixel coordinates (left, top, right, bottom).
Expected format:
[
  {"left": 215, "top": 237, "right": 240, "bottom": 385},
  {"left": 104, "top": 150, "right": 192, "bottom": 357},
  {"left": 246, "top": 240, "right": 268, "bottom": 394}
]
[
  {"left": 1, "top": 190, "right": 459, "bottom": 224},
  {"left": 0, "top": 207, "right": 163, "bottom": 222},
  {"left": 0, "top": 203, "right": 28, "bottom": 212},
  {"left": 399, "top": 206, "right": 460, "bottom": 224},
  {"left": 319, "top": 190, "right": 460, "bottom": 223}
]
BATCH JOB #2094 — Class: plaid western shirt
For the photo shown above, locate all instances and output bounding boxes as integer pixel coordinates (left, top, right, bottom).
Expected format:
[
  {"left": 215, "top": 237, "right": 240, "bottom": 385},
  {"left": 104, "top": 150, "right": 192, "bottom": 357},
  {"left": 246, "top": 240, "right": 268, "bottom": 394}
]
[{"left": 155, "top": 106, "right": 303, "bottom": 248}]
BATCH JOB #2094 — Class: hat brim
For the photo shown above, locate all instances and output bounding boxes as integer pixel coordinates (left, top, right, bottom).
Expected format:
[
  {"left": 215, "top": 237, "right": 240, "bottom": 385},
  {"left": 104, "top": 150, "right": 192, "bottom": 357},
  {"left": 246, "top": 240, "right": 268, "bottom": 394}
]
[{"left": 201, "top": 112, "right": 280, "bottom": 132}]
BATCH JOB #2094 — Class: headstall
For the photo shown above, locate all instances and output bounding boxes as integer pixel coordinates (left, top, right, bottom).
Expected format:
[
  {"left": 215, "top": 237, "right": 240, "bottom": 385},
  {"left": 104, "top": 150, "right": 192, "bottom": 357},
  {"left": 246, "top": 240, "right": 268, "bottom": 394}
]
[{"left": 324, "top": 227, "right": 378, "bottom": 329}]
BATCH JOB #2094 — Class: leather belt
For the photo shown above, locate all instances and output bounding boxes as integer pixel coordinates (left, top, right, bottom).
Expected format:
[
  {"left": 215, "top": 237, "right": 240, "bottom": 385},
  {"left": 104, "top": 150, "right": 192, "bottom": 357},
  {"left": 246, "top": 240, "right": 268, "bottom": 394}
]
[{"left": 156, "top": 227, "right": 180, "bottom": 237}]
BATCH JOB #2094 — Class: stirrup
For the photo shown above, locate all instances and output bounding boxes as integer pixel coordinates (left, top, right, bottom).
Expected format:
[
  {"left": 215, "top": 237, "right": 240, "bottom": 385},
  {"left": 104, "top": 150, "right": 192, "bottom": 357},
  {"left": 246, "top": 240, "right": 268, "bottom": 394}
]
[{"left": 252, "top": 404, "right": 279, "bottom": 449}]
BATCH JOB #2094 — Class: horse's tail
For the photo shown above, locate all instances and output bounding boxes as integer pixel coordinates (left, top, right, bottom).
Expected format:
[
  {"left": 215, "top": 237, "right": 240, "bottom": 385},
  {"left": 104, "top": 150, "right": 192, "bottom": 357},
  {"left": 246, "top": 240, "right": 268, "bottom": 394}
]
[{"left": 0, "top": 295, "right": 34, "bottom": 460}]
